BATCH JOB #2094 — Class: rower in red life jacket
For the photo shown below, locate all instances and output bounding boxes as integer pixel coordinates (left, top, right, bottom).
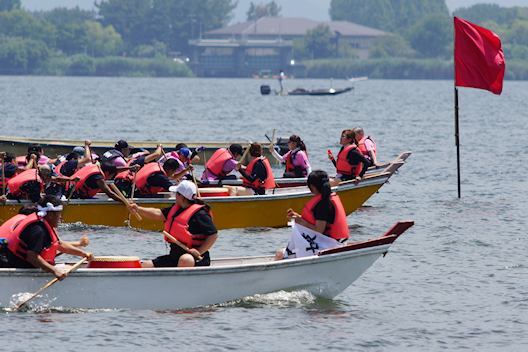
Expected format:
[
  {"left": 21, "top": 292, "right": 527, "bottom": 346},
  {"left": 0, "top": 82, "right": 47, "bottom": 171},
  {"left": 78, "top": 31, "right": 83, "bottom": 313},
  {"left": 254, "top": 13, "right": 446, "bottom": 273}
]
[
  {"left": 158, "top": 147, "right": 196, "bottom": 181},
  {"left": 55, "top": 141, "right": 94, "bottom": 177},
  {"left": 114, "top": 145, "right": 164, "bottom": 197},
  {"left": 135, "top": 158, "right": 191, "bottom": 197},
  {"left": 332, "top": 129, "right": 370, "bottom": 183},
  {"left": 275, "top": 170, "right": 349, "bottom": 260},
  {"left": 0, "top": 195, "right": 93, "bottom": 278},
  {"left": 201, "top": 144, "right": 243, "bottom": 182},
  {"left": 354, "top": 127, "right": 380, "bottom": 167},
  {"left": 70, "top": 162, "right": 125, "bottom": 202},
  {"left": 127, "top": 180, "right": 218, "bottom": 268},
  {"left": 100, "top": 139, "right": 130, "bottom": 168},
  {"left": 269, "top": 134, "right": 311, "bottom": 178},
  {"left": 16, "top": 144, "right": 55, "bottom": 170},
  {"left": 234, "top": 143, "right": 275, "bottom": 195},
  {"left": 1, "top": 152, "right": 17, "bottom": 195}
]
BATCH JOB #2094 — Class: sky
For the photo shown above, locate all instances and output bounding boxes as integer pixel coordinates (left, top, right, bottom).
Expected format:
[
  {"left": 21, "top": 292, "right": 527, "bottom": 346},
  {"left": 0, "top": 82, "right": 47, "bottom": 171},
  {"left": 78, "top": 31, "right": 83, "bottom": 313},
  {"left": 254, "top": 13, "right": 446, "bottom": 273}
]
[{"left": 21, "top": 0, "right": 528, "bottom": 22}]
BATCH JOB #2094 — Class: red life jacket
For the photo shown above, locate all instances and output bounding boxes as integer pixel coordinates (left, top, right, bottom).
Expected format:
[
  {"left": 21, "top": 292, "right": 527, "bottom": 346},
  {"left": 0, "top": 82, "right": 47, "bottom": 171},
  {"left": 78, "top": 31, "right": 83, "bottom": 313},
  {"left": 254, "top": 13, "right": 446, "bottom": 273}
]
[
  {"left": 205, "top": 148, "right": 233, "bottom": 177},
  {"left": 163, "top": 204, "right": 210, "bottom": 249},
  {"left": 336, "top": 144, "right": 363, "bottom": 177},
  {"left": 114, "top": 159, "right": 136, "bottom": 184},
  {"left": 1, "top": 213, "right": 60, "bottom": 265},
  {"left": 301, "top": 193, "right": 349, "bottom": 240},
  {"left": 135, "top": 162, "right": 166, "bottom": 195},
  {"left": 357, "top": 136, "right": 376, "bottom": 160},
  {"left": 15, "top": 156, "right": 27, "bottom": 168},
  {"left": 7, "top": 169, "right": 42, "bottom": 198},
  {"left": 242, "top": 157, "right": 275, "bottom": 190},
  {"left": 72, "top": 164, "right": 104, "bottom": 198}
]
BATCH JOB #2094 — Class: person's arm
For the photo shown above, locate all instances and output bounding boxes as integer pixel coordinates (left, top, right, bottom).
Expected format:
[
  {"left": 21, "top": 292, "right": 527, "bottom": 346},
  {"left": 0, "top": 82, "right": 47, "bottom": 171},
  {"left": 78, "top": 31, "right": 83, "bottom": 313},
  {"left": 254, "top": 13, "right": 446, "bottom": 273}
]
[
  {"left": 57, "top": 241, "right": 93, "bottom": 261},
  {"left": 127, "top": 203, "right": 165, "bottom": 221},
  {"left": 96, "top": 179, "right": 125, "bottom": 203},
  {"left": 25, "top": 251, "right": 65, "bottom": 279},
  {"left": 194, "top": 233, "right": 217, "bottom": 256},
  {"left": 268, "top": 146, "right": 285, "bottom": 163},
  {"left": 171, "top": 165, "right": 194, "bottom": 181},
  {"left": 287, "top": 209, "right": 327, "bottom": 233}
]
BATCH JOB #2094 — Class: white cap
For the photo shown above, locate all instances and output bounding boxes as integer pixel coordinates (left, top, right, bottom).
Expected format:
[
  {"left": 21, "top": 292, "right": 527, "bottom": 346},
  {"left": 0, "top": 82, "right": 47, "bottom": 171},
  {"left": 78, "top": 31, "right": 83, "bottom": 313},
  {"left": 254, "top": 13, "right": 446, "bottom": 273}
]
[{"left": 169, "top": 180, "right": 197, "bottom": 200}]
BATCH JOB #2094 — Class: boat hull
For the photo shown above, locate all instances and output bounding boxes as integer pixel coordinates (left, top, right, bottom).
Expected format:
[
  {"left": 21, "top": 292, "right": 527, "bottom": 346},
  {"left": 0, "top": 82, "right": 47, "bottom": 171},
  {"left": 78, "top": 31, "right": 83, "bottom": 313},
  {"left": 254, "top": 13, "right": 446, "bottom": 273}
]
[
  {"left": 0, "top": 244, "right": 391, "bottom": 310},
  {"left": 0, "top": 176, "right": 387, "bottom": 230}
]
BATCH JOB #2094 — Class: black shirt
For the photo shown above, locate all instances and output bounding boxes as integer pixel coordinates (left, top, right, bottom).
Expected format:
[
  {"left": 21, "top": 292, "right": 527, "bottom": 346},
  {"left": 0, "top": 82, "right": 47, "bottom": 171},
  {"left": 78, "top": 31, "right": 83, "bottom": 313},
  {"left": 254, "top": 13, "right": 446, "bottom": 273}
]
[
  {"left": 84, "top": 173, "right": 104, "bottom": 190},
  {"left": 146, "top": 173, "right": 173, "bottom": 192},
  {"left": 162, "top": 205, "right": 217, "bottom": 237},
  {"left": 6, "top": 222, "right": 53, "bottom": 268},
  {"left": 0, "top": 163, "right": 17, "bottom": 178},
  {"left": 60, "top": 159, "right": 79, "bottom": 177},
  {"left": 312, "top": 198, "right": 336, "bottom": 225}
]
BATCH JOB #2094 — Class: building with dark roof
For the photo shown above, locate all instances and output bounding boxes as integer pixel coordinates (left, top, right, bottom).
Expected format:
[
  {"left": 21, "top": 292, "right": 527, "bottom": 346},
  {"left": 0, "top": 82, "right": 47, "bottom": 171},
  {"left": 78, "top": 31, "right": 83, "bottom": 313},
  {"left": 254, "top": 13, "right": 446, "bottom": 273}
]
[{"left": 189, "top": 17, "right": 387, "bottom": 77}]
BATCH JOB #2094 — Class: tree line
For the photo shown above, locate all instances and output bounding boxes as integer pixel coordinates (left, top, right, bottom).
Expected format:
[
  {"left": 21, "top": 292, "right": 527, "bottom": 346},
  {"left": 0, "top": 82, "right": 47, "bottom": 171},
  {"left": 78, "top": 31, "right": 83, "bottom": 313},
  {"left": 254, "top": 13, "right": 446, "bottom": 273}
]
[{"left": 0, "top": 0, "right": 236, "bottom": 75}]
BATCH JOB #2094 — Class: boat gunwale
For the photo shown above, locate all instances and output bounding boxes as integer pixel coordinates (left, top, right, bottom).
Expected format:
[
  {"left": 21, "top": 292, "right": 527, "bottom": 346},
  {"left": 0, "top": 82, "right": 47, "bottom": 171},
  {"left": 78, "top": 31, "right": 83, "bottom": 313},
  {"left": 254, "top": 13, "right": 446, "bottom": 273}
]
[
  {"left": 0, "top": 172, "right": 391, "bottom": 206},
  {"left": 0, "top": 243, "right": 393, "bottom": 278}
]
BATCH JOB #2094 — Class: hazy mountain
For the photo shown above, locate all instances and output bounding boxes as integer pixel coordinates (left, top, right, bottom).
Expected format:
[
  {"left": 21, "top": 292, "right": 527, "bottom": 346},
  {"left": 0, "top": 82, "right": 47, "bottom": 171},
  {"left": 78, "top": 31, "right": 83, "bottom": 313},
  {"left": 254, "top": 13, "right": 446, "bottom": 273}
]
[{"left": 21, "top": 0, "right": 528, "bottom": 20}]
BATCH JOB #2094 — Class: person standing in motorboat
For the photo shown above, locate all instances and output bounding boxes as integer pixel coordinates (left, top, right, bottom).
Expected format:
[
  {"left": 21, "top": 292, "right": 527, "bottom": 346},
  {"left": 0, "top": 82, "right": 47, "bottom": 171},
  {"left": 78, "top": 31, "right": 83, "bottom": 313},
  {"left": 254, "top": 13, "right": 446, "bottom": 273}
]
[
  {"left": 269, "top": 134, "right": 311, "bottom": 178},
  {"left": 275, "top": 170, "right": 349, "bottom": 260},
  {"left": 0, "top": 195, "right": 93, "bottom": 277},
  {"left": 278, "top": 69, "right": 285, "bottom": 94},
  {"left": 127, "top": 180, "right": 218, "bottom": 268}
]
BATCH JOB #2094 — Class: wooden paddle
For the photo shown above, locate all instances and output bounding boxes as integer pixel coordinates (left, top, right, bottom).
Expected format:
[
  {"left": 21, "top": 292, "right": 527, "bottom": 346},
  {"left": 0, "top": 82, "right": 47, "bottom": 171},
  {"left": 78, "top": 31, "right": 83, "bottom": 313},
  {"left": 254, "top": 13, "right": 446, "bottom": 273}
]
[
  {"left": 14, "top": 257, "right": 86, "bottom": 311},
  {"left": 162, "top": 230, "right": 203, "bottom": 261},
  {"left": 126, "top": 171, "right": 138, "bottom": 225},
  {"left": 240, "top": 142, "right": 252, "bottom": 165},
  {"left": 1, "top": 152, "right": 5, "bottom": 195},
  {"left": 108, "top": 182, "right": 142, "bottom": 221}
]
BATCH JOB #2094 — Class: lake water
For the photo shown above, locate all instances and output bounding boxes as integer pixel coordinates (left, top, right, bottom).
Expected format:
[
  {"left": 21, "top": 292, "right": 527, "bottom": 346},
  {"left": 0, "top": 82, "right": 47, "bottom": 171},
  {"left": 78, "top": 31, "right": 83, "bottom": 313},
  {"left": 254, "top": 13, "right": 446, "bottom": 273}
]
[{"left": 0, "top": 76, "right": 526, "bottom": 351}]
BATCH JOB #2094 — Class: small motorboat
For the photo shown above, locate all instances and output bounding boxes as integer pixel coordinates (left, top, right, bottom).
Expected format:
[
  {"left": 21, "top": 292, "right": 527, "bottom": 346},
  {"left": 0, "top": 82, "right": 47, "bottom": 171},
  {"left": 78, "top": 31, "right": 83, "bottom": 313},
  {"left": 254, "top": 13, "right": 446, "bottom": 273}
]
[
  {"left": 287, "top": 86, "right": 353, "bottom": 96},
  {"left": 0, "top": 221, "right": 413, "bottom": 310}
]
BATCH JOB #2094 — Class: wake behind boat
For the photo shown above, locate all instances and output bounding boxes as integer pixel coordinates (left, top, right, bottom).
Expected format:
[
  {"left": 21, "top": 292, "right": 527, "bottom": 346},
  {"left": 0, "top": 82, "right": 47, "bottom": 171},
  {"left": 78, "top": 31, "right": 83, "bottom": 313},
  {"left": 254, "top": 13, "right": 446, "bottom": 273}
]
[{"left": 0, "top": 221, "right": 413, "bottom": 310}]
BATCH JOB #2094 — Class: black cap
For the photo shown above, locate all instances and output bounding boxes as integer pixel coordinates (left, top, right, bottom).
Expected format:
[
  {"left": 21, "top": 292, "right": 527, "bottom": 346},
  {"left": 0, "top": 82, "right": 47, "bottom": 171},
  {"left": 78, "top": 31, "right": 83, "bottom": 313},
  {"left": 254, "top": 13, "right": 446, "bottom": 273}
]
[{"left": 115, "top": 140, "right": 129, "bottom": 149}]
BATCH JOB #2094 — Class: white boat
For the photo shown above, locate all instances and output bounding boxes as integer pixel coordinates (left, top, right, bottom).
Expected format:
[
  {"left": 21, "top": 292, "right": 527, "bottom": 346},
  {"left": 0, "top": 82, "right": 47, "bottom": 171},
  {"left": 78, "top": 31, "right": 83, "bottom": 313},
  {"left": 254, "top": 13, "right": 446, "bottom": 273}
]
[{"left": 0, "top": 222, "right": 413, "bottom": 310}]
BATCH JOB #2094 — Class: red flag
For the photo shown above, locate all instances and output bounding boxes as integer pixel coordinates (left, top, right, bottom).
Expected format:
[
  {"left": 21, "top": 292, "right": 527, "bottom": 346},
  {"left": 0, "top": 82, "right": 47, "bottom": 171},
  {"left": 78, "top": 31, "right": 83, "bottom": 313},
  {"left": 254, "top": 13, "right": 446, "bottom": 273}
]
[{"left": 454, "top": 17, "right": 505, "bottom": 95}]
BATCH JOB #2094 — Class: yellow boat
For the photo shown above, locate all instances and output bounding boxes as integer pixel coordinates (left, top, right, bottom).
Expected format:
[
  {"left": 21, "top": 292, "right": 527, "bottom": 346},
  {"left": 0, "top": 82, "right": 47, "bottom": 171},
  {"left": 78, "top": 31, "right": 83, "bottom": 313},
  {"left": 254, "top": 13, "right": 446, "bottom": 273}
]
[{"left": 0, "top": 154, "right": 410, "bottom": 230}]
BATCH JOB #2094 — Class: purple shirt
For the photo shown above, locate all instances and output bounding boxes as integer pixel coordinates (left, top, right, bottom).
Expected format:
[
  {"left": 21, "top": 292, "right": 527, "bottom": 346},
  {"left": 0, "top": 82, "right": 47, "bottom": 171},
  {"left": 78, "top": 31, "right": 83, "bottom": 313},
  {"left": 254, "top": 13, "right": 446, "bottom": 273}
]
[{"left": 201, "top": 158, "right": 237, "bottom": 181}]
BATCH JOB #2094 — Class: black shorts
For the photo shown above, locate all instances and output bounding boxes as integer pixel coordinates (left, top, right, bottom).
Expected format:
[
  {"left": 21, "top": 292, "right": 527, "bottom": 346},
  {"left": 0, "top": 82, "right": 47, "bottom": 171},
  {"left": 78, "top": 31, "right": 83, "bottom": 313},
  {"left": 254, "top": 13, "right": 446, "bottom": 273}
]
[{"left": 152, "top": 246, "right": 210, "bottom": 267}]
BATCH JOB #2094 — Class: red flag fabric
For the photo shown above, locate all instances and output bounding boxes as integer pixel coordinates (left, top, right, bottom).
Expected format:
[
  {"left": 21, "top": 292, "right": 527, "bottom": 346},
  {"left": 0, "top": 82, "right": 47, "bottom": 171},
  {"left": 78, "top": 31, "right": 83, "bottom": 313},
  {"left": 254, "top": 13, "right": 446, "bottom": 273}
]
[{"left": 454, "top": 17, "right": 505, "bottom": 95}]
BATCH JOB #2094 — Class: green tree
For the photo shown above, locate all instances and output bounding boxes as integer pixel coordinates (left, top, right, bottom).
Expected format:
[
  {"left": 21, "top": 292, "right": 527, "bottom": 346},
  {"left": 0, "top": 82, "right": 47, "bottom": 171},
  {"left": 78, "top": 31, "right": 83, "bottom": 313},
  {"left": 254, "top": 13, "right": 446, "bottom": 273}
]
[
  {"left": 97, "top": 0, "right": 236, "bottom": 55},
  {"left": 246, "top": 1, "right": 281, "bottom": 21},
  {"left": 84, "top": 21, "right": 123, "bottom": 56},
  {"left": 0, "top": 36, "right": 49, "bottom": 73},
  {"left": 453, "top": 4, "right": 524, "bottom": 27},
  {"left": 507, "top": 19, "right": 528, "bottom": 46},
  {"left": 0, "top": 0, "right": 20, "bottom": 12},
  {"left": 329, "top": 0, "right": 449, "bottom": 32},
  {"left": 369, "top": 34, "right": 415, "bottom": 58},
  {"left": 304, "top": 24, "right": 334, "bottom": 59},
  {"left": 407, "top": 14, "right": 451, "bottom": 58},
  {"left": 0, "top": 9, "right": 56, "bottom": 45},
  {"left": 35, "top": 7, "right": 96, "bottom": 55}
]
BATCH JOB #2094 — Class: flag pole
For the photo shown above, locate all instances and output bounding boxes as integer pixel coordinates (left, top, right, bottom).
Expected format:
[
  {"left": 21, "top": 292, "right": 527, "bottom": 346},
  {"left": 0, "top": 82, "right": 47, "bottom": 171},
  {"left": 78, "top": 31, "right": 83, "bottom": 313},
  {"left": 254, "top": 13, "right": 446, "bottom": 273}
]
[{"left": 454, "top": 86, "right": 461, "bottom": 198}]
